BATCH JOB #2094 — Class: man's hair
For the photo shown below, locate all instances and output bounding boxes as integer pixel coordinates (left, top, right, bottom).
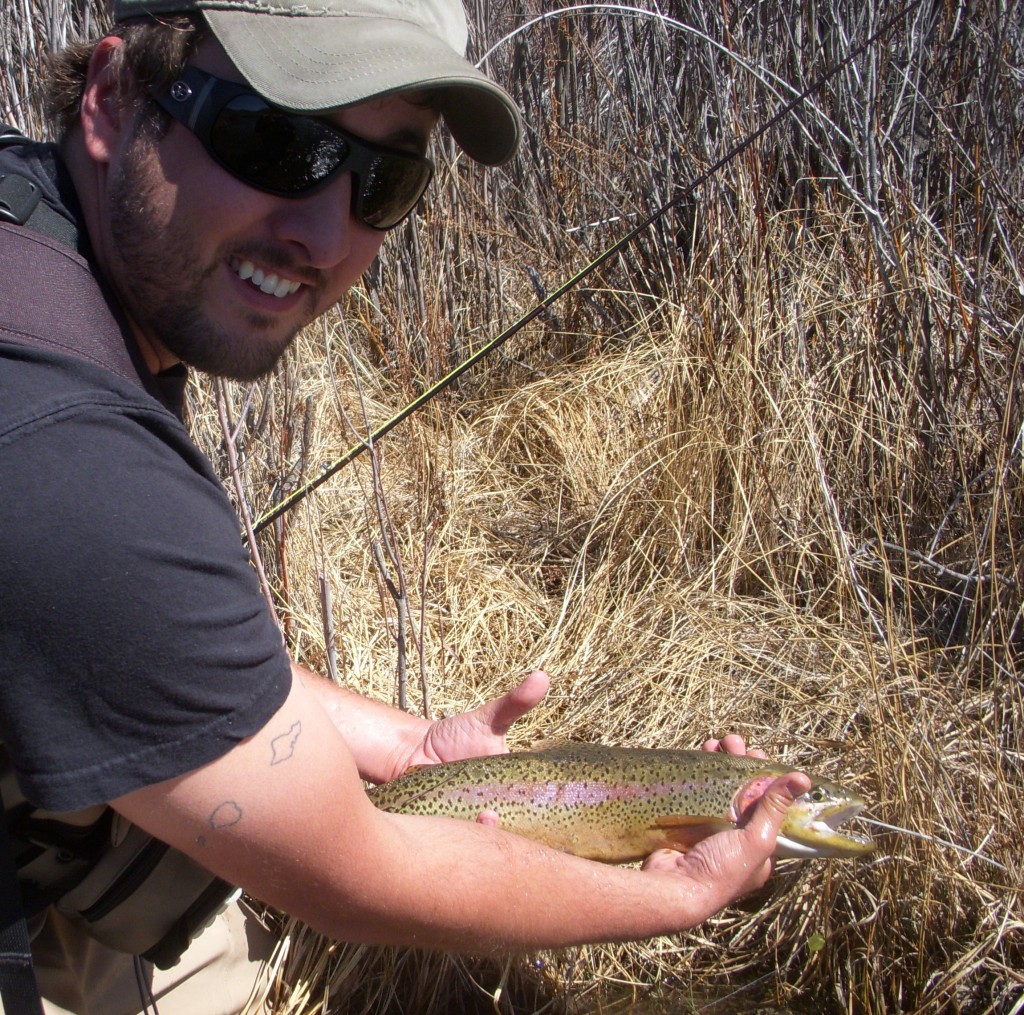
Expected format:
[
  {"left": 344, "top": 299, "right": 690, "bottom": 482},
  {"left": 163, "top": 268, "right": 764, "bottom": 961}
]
[{"left": 44, "top": 15, "right": 207, "bottom": 140}]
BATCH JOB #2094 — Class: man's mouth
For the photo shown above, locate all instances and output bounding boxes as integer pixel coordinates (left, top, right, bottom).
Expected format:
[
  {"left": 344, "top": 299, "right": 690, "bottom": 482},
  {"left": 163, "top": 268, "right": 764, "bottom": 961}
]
[{"left": 230, "top": 257, "right": 302, "bottom": 298}]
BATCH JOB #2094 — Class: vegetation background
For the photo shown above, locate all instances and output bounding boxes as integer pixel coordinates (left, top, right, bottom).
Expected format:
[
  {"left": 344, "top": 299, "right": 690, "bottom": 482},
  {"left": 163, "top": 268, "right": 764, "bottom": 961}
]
[{"left": 3, "top": 0, "right": 1022, "bottom": 1012}]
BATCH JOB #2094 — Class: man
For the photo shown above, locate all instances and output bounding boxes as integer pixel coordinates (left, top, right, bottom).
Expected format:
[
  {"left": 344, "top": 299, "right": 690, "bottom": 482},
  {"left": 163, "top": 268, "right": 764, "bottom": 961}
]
[{"left": 0, "top": 1, "right": 810, "bottom": 1012}]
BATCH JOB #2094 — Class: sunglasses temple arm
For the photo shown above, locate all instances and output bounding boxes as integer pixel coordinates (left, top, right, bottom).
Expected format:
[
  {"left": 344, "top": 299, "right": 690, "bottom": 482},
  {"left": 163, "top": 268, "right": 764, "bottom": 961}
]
[{"left": 160, "top": 66, "right": 224, "bottom": 135}]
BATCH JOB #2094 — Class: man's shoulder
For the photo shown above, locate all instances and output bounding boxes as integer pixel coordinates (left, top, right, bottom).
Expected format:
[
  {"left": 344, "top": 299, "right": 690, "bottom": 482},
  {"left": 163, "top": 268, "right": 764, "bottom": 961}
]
[{"left": 0, "top": 339, "right": 179, "bottom": 441}]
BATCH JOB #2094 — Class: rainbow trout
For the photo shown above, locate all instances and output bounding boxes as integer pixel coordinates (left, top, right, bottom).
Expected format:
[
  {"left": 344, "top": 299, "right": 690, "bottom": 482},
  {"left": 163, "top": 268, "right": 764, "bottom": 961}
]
[{"left": 369, "top": 743, "right": 872, "bottom": 861}]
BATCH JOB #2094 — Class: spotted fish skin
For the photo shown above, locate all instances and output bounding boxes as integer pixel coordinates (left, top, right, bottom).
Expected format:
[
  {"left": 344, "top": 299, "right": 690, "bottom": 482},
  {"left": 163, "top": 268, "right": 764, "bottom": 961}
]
[{"left": 368, "top": 743, "right": 872, "bottom": 862}]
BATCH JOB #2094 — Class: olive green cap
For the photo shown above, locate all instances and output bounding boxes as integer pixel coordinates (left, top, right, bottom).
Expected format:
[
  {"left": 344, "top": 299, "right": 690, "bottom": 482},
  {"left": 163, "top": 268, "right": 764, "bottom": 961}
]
[{"left": 111, "top": 0, "right": 521, "bottom": 165}]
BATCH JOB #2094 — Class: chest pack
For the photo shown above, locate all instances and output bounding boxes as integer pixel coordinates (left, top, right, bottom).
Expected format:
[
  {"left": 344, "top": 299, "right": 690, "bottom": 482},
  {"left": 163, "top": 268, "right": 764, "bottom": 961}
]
[{"left": 0, "top": 132, "right": 237, "bottom": 970}]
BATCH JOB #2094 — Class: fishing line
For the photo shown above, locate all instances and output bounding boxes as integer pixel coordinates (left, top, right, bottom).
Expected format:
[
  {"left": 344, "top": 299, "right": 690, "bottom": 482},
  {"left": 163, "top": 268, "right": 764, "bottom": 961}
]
[
  {"left": 250, "top": 0, "right": 925, "bottom": 537},
  {"left": 858, "top": 816, "right": 1008, "bottom": 871}
]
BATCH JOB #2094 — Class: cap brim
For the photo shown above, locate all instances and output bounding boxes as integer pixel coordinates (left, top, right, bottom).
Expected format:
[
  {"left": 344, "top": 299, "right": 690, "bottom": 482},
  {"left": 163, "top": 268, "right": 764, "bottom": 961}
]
[{"left": 204, "top": 11, "right": 521, "bottom": 165}]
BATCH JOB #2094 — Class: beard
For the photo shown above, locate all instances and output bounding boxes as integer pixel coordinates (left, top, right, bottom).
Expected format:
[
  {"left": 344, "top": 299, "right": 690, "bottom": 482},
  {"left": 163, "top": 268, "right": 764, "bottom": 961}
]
[{"left": 106, "top": 126, "right": 319, "bottom": 381}]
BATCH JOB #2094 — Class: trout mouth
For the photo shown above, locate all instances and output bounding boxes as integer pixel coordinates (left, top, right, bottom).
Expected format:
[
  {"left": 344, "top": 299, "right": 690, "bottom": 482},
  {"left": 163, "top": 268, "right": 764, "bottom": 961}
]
[{"left": 777, "top": 796, "right": 874, "bottom": 859}]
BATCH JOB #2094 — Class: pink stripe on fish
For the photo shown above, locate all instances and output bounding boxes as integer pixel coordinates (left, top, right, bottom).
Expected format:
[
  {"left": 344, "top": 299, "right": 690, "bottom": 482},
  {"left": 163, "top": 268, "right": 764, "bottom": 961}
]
[{"left": 443, "top": 780, "right": 713, "bottom": 807}]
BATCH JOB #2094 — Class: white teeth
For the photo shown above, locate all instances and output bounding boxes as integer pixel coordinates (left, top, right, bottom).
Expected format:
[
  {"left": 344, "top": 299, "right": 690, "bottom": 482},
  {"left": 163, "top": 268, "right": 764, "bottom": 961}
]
[{"left": 230, "top": 258, "right": 301, "bottom": 298}]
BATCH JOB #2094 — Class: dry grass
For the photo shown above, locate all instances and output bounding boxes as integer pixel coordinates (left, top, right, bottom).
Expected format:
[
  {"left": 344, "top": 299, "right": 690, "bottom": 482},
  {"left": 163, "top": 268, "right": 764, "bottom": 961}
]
[
  {"left": 227, "top": 232, "right": 1022, "bottom": 1013},
  {"left": 5, "top": 1, "right": 1024, "bottom": 1012}
]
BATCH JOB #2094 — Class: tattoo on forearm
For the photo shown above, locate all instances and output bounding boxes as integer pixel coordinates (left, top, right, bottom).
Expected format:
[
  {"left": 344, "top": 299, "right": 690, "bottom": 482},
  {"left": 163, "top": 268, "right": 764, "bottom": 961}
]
[
  {"left": 271, "top": 720, "right": 302, "bottom": 765},
  {"left": 208, "top": 801, "right": 243, "bottom": 830}
]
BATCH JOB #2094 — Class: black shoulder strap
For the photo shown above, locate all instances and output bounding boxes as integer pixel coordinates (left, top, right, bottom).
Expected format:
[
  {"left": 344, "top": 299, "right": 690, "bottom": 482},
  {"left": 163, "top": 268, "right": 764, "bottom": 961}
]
[
  {"left": 0, "top": 215, "right": 149, "bottom": 1015},
  {"left": 0, "top": 787, "right": 45, "bottom": 1015},
  {"left": 0, "top": 123, "right": 30, "bottom": 146},
  {"left": 0, "top": 172, "right": 40, "bottom": 227},
  {"left": 0, "top": 125, "right": 80, "bottom": 251},
  {"left": 0, "top": 221, "right": 149, "bottom": 389},
  {"left": 0, "top": 123, "right": 42, "bottom": 231},
  {"left": 0, "top": 135, "right": 62, "bottom": 1014},
  {"left": 0, "top": 154, "right": 178, "bottom": 1013}
]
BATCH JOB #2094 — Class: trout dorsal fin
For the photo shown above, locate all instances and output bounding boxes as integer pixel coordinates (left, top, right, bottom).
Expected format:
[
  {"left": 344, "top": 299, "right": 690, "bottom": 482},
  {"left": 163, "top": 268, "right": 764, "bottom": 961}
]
[{"left": 528, "top": 736, "right": 572, "bottom": 751}]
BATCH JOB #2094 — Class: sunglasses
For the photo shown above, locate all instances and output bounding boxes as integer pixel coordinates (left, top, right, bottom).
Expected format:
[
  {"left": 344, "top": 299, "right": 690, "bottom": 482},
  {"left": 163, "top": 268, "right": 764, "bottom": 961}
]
[{"left": 149, "top": 65, "right": 434, "bottom": 231}]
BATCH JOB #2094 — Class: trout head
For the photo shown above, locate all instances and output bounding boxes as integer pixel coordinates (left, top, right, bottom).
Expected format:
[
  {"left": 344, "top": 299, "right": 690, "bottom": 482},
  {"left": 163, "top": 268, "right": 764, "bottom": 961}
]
[{"left": 775, "top": 777, "right": 874, "bottom": 859}]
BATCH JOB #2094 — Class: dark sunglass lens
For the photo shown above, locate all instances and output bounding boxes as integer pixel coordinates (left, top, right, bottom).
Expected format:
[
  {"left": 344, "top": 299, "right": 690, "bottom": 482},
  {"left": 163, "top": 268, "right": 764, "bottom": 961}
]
[
  {"left": 211, "top": 98, "right": 349, "bottom": 194},
  {"left": 358, "top": 156, "right": 432, "bottom": 229}
]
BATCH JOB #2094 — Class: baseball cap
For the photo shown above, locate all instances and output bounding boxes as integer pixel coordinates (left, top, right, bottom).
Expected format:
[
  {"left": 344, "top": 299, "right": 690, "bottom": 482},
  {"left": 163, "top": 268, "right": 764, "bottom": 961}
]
[{"left": 111, "top": 0, "right": 521, "bottom": 165}]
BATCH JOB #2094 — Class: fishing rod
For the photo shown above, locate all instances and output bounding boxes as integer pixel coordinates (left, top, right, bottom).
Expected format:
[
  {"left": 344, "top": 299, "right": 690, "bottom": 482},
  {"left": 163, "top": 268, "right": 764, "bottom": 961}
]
[{"left": 250, "top": 0, "right": 925, "bottom": 537}]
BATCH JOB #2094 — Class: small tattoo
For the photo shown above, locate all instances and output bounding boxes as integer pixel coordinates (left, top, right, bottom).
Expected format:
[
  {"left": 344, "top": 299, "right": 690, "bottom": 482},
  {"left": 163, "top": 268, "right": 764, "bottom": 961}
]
[
  {"left": 271, "top": 720, "right": 302, "bottom": 765},
  {"left": 209, "top": 801, "right": 243, "bottom": 830}
]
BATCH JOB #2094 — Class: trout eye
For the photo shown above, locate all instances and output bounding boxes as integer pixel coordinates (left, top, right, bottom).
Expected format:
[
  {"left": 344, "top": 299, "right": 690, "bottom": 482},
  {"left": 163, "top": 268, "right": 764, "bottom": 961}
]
[{"left": 808, "top": 785, "right": 831, "bottom": 803}]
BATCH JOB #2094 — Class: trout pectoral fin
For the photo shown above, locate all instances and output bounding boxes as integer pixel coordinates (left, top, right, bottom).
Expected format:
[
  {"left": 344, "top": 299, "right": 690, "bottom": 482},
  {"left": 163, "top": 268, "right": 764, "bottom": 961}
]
[{"left": 652, "top": 816, "right": 732, "bottom": 851}]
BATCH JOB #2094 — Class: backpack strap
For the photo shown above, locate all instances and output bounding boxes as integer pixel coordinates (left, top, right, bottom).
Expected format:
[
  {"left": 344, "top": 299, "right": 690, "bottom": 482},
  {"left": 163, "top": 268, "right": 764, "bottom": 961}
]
[
  {"left": 0, "top": 219, "right": 237, "bottom": 983},
  {"left": 0, "top": 221, "right": 148, "bottom": 388},
  {"left": 0, "top": 157, "right": 236, "bottom": 983},
  {"left": 0, "top": 130, "right": 63, "bottom": 1013},
  {"left": 0, "top": 171, "right": 41, "bottom": 227},
  {"left": 0, "top": 123, "right": 30, "bottom": 147},
  {"left": 0, "top": 125, "right": 80, "bottom": 251}
]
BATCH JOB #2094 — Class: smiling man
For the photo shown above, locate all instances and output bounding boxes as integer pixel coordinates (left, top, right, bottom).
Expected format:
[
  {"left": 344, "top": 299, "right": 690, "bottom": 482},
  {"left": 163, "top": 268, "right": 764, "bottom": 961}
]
[{"left": 0, "top": 2, "right": 808, "bottom": 1014}]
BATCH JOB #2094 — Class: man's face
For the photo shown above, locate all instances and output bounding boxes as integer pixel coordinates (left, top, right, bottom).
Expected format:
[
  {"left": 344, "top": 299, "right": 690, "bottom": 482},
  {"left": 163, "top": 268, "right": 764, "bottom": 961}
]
[{"left": 96, "top": 40, "right": 437, "bottom": 381}]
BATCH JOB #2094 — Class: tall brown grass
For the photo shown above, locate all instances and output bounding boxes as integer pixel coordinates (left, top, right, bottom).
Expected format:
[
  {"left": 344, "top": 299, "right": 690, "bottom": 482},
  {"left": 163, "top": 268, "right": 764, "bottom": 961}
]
[{"left": 4, "top": 2, "right": 1022, "bottom": 1012}]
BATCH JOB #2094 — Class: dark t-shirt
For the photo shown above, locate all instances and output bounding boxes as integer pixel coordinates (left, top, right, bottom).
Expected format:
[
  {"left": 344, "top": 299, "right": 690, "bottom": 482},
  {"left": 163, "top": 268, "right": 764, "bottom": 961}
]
[{"left": 0, "top": 142, "right": 291, "bottom": 813}]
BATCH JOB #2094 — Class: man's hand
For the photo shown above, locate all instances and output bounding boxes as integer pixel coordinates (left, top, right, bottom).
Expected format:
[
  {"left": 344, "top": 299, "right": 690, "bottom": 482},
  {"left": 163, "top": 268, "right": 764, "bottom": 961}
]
[
  {"left": 643, "top": 733, "right": 808, "bottom": 905},
  {"left": 405, "top": 669, "right": 549, "bottom": 769},
  {"left": 293, "top": 662, "right": 548, "bottom": 784},
  {"left": 640, "top": 770, "right": 811, "bottom": 906}
]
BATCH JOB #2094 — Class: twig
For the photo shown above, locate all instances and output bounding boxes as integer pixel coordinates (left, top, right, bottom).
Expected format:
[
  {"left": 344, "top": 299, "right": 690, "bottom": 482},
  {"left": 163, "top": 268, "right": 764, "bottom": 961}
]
[
  {"left": 418, "top": 528, "right": 434, "bottom": 719},
  {"left": 852, "top": 538, "right": 1012, "bottom": 588},
  {"left": 318, "top": 572, "right": 339, "bottom": 683},
  {"left": 371, "top": 532, "right": 409, "bottom": 711}
]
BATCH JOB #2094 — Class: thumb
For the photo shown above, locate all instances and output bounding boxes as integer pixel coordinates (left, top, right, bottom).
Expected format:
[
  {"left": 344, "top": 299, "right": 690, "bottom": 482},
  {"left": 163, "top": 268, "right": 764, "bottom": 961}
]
[
  {"left": 474, "top": 670, "right": 549, "bottom": 737},
  {"left": 743, "top": 772, "right": 812, "bottom": 847}
]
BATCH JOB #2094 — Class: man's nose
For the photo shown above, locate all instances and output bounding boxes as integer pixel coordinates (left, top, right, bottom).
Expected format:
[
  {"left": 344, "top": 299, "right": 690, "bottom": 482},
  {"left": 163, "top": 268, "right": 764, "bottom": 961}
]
[{"left": 271, "top": 173, "right": 355, "bottom": 269}]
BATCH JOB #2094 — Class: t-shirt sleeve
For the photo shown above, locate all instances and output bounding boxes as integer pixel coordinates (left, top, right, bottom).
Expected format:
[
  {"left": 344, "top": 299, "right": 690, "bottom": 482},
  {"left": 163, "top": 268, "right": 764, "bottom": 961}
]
[{"left": 0, "top": 392, "right": 292, "bottom": 812}]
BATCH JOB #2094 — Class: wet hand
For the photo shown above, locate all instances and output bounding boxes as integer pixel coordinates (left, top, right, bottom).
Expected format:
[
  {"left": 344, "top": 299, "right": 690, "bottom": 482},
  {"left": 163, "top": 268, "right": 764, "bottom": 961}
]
[
  {"left": 407, "top": 670, "right": 549, "bottom": 768},
  {"left": 641, "top": 770, "right": 811, "bottom": 911}
]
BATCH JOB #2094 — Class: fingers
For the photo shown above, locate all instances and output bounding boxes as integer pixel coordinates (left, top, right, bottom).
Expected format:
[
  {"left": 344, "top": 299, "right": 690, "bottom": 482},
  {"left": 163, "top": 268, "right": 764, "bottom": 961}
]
[
  {"left": 475, "top": 809, "right": 500, "bottom": 828},
  {"left": 702, "top": 733, "right": 767, "bottom": 759},
  {"left": 475, "top": 670, "right": 549, "bottom": 737},
  {"left": 702, "top": 734, "right": 746, "bottom": 754}
]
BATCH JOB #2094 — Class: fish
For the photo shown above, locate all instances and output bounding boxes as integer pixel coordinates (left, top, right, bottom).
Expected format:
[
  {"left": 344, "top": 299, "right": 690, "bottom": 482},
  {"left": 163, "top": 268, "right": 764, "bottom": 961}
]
[{"left": 368, "top": 743, "right": 873, "bottom": 862}]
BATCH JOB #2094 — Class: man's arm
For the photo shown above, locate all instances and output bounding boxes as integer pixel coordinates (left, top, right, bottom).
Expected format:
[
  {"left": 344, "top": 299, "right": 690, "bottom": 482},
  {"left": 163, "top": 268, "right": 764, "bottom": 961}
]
[{"left": 112, "top": 669, "right": 809, "bottom": 953}]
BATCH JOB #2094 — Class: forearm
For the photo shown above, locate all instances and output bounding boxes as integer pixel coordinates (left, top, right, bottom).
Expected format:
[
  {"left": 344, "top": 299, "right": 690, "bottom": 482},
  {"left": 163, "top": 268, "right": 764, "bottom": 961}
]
[
  {"left": 292, "top": 662, "right": 430, "bottom": 783},
  {"left": 300, "top": 809, "right": 745, "bottom": 952}
]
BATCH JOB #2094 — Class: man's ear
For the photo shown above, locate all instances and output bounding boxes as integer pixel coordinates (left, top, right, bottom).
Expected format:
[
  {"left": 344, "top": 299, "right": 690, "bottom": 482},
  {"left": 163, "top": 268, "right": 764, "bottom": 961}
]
[{"left": 79, "top": 35, "right": 131, "bottom": 165}]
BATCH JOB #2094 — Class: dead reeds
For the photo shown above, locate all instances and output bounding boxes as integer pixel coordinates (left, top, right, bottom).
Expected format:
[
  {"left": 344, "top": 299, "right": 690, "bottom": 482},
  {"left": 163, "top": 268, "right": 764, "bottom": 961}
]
[{"left": 4, "top": 1, "right": 1022, "bottom": 1012}]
